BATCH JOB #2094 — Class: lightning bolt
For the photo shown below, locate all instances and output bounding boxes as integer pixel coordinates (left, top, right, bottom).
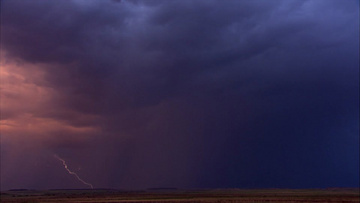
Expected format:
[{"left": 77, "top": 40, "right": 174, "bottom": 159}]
[{"left": 54, "top": 154, "right": 93, "bottom": 189}]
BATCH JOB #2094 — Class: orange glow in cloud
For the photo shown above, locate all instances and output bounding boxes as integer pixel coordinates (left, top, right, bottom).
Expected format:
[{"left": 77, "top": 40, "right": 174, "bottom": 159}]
[
  {"left": 1, "top": 61, "right": 55, "bottom": 117},
  {"left": 0, "top": 55, "right": 100, "bottom": 145}
]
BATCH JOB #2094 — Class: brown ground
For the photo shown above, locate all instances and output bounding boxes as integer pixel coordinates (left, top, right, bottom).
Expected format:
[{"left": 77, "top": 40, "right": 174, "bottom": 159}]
[{"left": 1, "top": 188, "right": 359, "bottom": 202}]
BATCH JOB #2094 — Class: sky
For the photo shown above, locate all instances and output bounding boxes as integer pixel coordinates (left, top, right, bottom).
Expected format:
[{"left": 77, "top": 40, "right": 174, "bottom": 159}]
[{"left": 0, "top": 0, "right": 359, "bottom": 190}]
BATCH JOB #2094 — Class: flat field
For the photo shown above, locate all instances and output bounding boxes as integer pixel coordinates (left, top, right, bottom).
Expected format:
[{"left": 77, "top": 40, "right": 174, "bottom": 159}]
[{"left": 1, "top": 188, "right": 359, "bottom": 202}]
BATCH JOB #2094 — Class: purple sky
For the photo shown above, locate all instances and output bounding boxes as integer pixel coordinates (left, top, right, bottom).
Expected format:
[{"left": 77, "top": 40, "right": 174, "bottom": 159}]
[{"left": 0, "top": 0, "right": 359, "bottom": 190}]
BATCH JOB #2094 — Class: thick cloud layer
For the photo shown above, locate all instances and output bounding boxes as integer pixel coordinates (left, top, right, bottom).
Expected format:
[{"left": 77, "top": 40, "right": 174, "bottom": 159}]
[{"left": 1, "top": 0, "right": 359, "bottom": 190}]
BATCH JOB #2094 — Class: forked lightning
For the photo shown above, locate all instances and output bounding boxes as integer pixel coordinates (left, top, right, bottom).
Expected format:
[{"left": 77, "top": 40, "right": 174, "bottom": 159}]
[{"left": 54, "top": 154, "right": 93, "bottom": 189}]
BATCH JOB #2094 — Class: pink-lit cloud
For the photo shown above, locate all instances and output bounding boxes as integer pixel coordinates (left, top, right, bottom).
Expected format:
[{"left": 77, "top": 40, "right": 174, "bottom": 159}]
[{"left": 1, "top": 55, "right": 101, "bottom": 145}]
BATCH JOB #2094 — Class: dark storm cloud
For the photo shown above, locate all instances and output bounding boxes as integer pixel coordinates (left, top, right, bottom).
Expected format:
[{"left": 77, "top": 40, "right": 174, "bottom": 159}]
[{"left": 1, "top": 0, "right": 358, "bottom": 189}]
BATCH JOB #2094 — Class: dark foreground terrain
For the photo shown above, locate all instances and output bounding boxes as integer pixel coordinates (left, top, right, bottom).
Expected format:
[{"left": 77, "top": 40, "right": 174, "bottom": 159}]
[{"left": 1, "top": 188, "right": 359, "bottom": 202}]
